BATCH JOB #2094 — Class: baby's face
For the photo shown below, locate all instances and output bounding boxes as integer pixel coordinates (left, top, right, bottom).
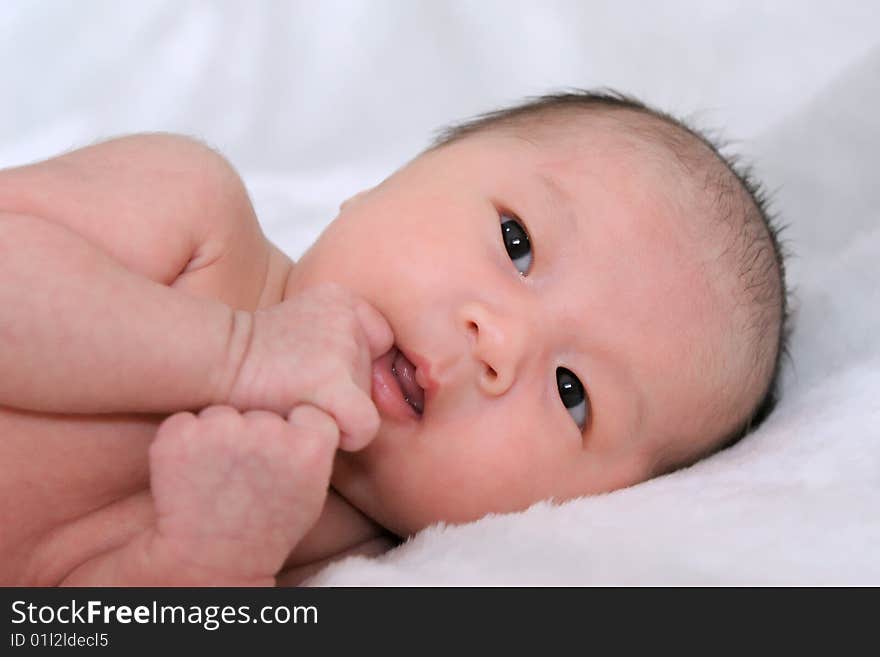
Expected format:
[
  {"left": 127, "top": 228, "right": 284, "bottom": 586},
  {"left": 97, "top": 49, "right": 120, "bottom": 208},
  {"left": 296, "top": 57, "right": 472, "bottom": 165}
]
[{"left": 286, "top": 129, "right": 733, "bottom": 536}]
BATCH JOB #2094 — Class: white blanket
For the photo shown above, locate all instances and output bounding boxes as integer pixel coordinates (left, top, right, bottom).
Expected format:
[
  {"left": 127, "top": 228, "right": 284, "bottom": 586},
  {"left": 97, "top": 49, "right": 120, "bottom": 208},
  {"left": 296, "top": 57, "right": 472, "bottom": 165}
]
[{"left": 2, "top": 0, "right": 877, "bottom": 585}]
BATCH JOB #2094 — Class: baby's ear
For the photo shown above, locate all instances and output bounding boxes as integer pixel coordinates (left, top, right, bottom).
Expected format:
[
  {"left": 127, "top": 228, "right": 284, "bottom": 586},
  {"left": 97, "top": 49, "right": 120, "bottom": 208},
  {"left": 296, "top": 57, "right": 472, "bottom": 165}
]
[{"left": 339, "top": 188, "right": 372, "bottom": 212}]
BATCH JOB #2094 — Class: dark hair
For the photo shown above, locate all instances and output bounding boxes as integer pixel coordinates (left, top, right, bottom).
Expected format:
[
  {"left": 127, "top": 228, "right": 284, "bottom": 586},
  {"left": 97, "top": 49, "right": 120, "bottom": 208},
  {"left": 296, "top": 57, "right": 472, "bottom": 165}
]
[{"left": 429, "top": 89, "right": 792, "bottom": 473}]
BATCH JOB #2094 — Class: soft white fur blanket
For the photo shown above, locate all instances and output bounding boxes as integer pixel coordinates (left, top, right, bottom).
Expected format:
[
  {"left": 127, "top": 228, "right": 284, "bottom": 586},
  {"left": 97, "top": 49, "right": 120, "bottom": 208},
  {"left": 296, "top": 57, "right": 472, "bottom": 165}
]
[{"left": 2, "top": 1, "right": 877, "bottom": 585}]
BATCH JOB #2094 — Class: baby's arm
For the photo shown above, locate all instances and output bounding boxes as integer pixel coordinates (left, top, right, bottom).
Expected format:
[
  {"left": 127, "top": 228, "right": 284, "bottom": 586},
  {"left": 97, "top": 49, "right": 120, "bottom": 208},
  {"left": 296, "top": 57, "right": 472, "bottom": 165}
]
[
  {"left": 61, "top": 404, "right": 339, "bottom": 586},
  {"left": 0, "top": 134, "right": 269, "bottom": 414}
]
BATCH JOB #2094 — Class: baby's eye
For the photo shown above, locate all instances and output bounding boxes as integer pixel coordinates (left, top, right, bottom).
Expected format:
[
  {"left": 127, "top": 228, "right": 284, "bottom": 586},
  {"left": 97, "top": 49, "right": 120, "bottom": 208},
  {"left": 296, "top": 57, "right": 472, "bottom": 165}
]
[
  {"left": 500, "top": 214, "right": 532, "bottom": 275},
  {"left": 556, "top": 367, "right": 589, "bottom": 431}
]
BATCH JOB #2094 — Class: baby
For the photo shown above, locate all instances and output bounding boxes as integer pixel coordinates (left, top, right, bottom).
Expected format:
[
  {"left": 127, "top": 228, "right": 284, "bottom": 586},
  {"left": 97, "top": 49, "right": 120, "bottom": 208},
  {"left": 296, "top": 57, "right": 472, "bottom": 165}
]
[{"left": 0, "top": 90, "right": 789, "bottom": 585}]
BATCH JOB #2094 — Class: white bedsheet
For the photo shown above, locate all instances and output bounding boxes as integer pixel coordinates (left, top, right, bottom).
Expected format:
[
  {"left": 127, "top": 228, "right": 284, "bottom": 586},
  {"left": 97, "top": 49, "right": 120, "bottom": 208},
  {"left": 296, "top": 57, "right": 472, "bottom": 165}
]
[{"left": 2, "top": 0, "right": 877, "bottom": 585}]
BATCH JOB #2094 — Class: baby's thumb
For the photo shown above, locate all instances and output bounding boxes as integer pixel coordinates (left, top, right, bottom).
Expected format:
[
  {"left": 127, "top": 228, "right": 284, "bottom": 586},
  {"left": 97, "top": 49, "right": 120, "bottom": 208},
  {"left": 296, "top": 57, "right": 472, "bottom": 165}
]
[{"left": 354, "top": 298, "right": 394, "bottom": 359}]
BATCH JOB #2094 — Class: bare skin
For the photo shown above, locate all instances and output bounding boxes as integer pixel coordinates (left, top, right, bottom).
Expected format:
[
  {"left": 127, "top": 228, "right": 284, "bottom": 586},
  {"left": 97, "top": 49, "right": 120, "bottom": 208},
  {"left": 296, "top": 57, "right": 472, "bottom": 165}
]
[{"left": 0, "top": 135, "right": 393, "bottom": 585}]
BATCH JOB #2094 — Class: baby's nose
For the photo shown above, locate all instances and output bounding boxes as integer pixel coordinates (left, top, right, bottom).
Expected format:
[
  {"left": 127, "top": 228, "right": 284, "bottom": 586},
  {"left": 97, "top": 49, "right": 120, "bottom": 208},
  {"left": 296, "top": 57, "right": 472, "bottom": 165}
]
[{"left": 456, "top": 302, "right": 530, "bottom": 397}]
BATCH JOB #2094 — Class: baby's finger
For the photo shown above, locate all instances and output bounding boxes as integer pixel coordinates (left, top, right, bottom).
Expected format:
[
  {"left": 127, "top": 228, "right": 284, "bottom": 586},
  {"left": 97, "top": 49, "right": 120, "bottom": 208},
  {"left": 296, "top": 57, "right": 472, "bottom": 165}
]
[
  {"left": 309, "top": 379, "right": 380, "bottom": 452},
  {"left": 287, "top": 403, "right": 340, "bottom": 445},
  {"left": 353, "top": 297, "right": 395, "bottom": 361},
  {"left": 158, "top": 410, "right": 197, "bottom": 432},
  {"left": 198, "top": 405, "right": 241, "bottom": 421}
]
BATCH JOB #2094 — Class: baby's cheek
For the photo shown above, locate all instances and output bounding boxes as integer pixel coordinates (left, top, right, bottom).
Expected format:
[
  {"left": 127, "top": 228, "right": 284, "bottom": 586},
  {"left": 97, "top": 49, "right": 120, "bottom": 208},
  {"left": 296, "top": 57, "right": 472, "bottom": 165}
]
[{"left": 399, "top": 438, "right": 538, "bottom": 528}]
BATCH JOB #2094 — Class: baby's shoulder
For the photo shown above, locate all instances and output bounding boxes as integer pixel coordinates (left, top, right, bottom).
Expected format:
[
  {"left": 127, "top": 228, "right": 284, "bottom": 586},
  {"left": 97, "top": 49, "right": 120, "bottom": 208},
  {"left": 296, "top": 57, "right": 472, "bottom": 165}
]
[{"left": 0, "top": 132, "right": 263, "bottom": 291}]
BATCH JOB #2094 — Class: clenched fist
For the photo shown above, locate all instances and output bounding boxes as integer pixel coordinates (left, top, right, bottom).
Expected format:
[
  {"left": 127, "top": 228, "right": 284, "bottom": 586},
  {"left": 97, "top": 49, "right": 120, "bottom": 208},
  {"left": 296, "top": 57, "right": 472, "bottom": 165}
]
[
  {"left": 148, "top": 404, "right": 340, "bottom": 585},
  {"left": 222, "top": 283, "right": 394, "bottom": 450}
]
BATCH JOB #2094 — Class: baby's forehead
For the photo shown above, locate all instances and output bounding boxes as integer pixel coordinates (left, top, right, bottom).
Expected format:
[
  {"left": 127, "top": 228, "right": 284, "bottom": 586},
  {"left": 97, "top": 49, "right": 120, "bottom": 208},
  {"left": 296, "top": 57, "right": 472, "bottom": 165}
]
[
  {"left": 425, "top": 116, "right": 744, "bottom": 295},
  {"left": 426, "top": 123, "right": 725, "bottom": 283},
  {"left": 448, "top": 118, "right": 699, "bottom": 201}
]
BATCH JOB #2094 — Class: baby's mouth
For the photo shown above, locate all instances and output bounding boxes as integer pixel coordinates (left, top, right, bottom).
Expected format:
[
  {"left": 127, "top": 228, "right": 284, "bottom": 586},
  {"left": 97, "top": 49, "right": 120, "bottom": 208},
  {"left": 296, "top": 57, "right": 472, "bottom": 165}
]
[{"left": 390, "top": 347, "right": 425, "bottom": 415}]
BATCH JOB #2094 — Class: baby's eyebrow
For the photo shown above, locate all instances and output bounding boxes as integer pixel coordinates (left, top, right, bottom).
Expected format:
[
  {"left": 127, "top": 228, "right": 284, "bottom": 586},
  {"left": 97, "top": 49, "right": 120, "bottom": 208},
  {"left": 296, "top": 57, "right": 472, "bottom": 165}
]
[
  {"left": 578, "top": 340, "right": 647, "bottom": 447},
  {"left": 535, "top": 172, "right": 578, "bottom": 236}
]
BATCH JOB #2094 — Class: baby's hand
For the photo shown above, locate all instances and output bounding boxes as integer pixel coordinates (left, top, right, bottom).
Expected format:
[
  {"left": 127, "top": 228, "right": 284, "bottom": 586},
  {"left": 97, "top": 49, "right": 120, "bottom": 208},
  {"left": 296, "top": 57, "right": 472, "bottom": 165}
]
[
  {"left": 225, "top": 283, "right": 394, "bottom": 450},
  {"left": 148, "top": 404, "right": 339, "bottom": 586}
]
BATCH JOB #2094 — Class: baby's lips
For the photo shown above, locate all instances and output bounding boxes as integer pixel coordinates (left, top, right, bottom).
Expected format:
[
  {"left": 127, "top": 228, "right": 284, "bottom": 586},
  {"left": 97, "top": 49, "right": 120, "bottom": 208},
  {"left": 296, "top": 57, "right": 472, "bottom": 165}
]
[{"left": 370, "top": 346, "right": 424, "bottom": 424}]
